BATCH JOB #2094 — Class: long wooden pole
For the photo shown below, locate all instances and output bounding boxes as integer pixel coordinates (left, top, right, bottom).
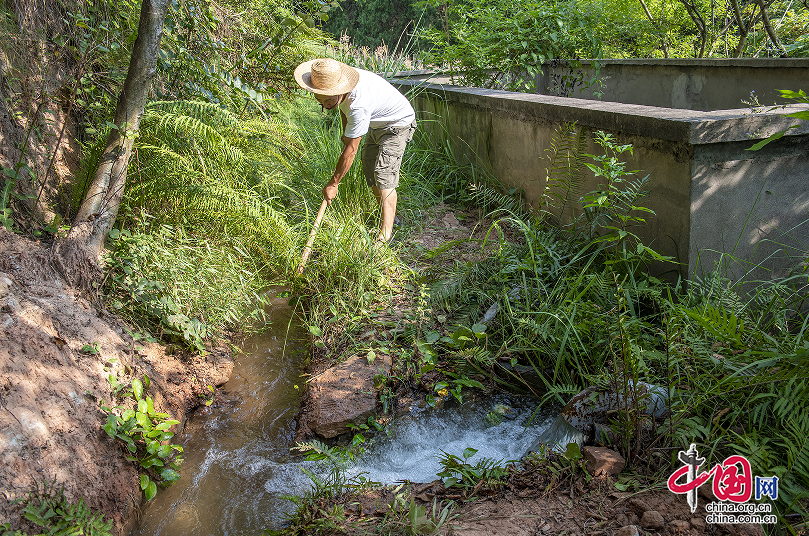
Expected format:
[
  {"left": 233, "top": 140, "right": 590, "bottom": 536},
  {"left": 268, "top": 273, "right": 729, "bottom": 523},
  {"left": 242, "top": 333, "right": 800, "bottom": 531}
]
[{"left": 297, "top": 199, "right": 328, "bottom": 274}]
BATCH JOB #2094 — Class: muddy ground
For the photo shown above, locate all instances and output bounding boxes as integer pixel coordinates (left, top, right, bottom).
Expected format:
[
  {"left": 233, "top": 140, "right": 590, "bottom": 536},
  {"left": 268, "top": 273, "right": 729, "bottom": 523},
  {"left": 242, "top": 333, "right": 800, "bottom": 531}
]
[{"left": 0, "top": 228, "right": 233, "bottom": 533}]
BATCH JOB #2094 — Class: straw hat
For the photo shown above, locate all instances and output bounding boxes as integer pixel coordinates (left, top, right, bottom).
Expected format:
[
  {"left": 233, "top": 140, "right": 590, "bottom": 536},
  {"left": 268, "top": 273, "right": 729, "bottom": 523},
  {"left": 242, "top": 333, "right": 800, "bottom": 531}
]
[{"left": 294, "top": 58, "right": 360, "bottom": 96}]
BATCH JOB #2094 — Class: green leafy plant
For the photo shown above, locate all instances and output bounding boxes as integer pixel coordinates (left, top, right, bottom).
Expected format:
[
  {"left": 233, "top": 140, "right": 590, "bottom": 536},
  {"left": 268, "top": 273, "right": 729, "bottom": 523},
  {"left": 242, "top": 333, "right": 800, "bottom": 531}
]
[
  {"left": 419, "top": 0, "right": 602, "bottom": 92},
  {"left": 436, "top": 447, "right": 510, "bottom": 498},
  {"left": 1, "top": 479, "right": 112, "bottom": 536},
  {"left": 748, "top": 89, "right": 809, "bottom": 151},
  {"left": 101, "top": 376, "right": 183, "bottom": 500}
]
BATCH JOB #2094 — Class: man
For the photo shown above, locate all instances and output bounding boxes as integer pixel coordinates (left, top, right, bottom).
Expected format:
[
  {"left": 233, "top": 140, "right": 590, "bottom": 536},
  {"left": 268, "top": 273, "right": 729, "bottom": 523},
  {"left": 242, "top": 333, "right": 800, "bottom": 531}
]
[{"left": 294, "top": 58, "right": 416, "bottom": 242}]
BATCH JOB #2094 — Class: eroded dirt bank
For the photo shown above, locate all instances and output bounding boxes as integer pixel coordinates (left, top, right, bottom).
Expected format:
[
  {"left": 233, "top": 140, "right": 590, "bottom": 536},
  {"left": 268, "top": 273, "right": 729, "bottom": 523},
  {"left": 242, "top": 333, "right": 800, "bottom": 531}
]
[{"left": 0, "top": 228, "right": 233, "bottom": 533}]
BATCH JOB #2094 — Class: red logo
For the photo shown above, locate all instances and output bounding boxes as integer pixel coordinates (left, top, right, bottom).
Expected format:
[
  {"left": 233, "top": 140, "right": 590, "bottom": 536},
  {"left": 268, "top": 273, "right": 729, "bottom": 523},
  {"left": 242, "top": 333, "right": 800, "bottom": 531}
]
[{"left": 668, "top": 454, "right": 752, "bottom": 502}]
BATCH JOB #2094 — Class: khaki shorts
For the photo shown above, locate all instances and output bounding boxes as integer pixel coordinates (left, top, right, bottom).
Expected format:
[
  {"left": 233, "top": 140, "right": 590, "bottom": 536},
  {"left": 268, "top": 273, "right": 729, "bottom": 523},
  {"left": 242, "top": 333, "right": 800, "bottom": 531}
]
[{"left": 361, "top": 120, "right": 416, "bottom": 190}]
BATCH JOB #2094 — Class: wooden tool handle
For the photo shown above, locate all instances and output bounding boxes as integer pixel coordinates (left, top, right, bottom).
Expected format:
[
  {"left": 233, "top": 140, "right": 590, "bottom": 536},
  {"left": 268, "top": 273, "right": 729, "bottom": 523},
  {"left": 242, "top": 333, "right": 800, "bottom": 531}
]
[{"left": 297, "top": 199, "right": 328, "bottom": 274}]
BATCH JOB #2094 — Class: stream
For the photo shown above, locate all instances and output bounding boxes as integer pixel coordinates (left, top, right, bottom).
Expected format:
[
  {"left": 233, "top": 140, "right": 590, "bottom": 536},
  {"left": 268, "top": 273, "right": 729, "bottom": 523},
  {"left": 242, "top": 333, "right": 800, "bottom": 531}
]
[{"left": 130, "top": 295, "right": 565, "bottom": 536}]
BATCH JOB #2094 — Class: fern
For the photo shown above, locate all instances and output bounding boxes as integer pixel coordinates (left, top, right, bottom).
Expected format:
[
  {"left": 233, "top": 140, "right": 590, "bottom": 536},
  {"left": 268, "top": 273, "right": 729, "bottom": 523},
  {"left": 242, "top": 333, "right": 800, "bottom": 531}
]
[
  {"left": 540, "top": 122, "right": 587, "bottom": 219},
  {"left": 125, "top": 99, "right": 296, "bottom": 272},
  {"left": 467, "top": 183, "right": 529, "bottom": 219},
  {"left": 681, "top": 303, "right": 746, "bottom": 348}
]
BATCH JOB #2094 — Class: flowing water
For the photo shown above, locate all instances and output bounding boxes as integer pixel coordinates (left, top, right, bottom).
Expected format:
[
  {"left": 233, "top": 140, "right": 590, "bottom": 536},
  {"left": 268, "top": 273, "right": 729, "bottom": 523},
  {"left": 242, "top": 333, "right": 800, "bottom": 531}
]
[
  {"left": 131, "top": 296, "right": 567, "bottom": 536},
  {"left": 131, "top": 293, "right": 310, "bottom": 536}
]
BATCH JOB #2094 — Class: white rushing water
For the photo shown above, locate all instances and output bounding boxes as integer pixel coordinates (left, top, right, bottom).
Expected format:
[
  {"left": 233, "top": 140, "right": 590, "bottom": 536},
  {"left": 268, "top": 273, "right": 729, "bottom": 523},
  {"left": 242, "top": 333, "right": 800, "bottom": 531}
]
[
  {"left": 347, "top": 396, "right": 552, "bottom": 485},
  {"left": 257, "top": 394, "right": 556, "bottom": 499}
]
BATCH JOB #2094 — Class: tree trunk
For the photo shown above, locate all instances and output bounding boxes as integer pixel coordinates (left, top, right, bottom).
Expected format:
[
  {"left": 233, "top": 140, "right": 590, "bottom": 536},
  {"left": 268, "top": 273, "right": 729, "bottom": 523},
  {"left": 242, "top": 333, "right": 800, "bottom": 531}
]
[
  {"left": 638, "top": 0, "right": 670, "bottom": 57},
  {"left": 730, "top": 0, "right": 751, "bottom": 57},
  {"left": 755, "top": 0, "right": 787, "bottom": 56},
  {"left": 53, "top": 0, "right": 170, "bottom": 288}
]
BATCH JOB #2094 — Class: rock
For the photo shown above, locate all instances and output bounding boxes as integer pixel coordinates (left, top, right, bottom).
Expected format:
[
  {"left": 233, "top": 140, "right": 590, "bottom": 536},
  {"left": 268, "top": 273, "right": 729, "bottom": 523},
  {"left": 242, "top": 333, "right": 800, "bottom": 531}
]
[
  {"left": 640, "top": 510, "right": 665, "bottom": 530},
  {"left": 582, "top": 446, "right": 625, "bottom": 476},
  {"left": 441, "top": 212, "right": 465, "bottom": 229},
  {"left": 0, "top": 272, "right": 12, "bottom": 299},
  {"left": 307, "top": 353, "right": 392, "bottom": 438},
  {"left": 698, "top": 483, "right": 717, "bottom": 501},
  {"left": 628, "top": 497, "right": 652, "bottom": 514},
  {"left": 690, "top": 517, "right": 706, "bottom": 531},
  {"left": 616, "top": 525, "right": 640, "bottom": 536},
  {"left": 671, "top": 519, "right": 690, "bottom": 531}
]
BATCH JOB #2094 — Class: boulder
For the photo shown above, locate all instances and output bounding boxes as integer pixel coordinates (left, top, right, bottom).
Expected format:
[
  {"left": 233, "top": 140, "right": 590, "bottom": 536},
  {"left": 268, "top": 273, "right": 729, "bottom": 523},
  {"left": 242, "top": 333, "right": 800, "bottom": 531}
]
[
  {"left": 307, "top": 353, "right": 392, "bottom": 438},
  {"left": 582, "top": 446, "right": 625, "bottom": 476}
]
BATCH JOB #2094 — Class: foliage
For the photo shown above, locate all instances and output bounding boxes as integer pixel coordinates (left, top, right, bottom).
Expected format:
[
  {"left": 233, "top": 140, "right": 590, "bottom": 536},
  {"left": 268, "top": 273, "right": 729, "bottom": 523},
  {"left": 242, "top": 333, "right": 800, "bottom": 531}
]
[
  {"left": 540, "top": 122, "right": 588, "bottom": 219},
  {"left": 1, "top": 480, "right": 112, "bottom": 536},
  {"left": 327, "top": 33, "right": 428, "bottom": 78},
  {"left": 101, "top": 376, "right": 183, "bottom": 501},
  {"left": 747, "top": 89, "right": 809, "bottom": 150},
  {"left": 322, "top": 0, "right": 437, "bottom": 53},
  {"left": 155, "top": 0, "right": 331, "bottom": 104},
  {"left": 103, "top": 222, "right": 271, "bottom": 350},
  {"left": 269, "top": 440, "right": 371, "bottom": 535},
  {"left": 419, "top": 0, "right": 603, "bottom": 91},
  {"left": 415, "top": 119, "right": 808, "bottom": 521},
  {"left": 436, "top": 447, "right": 510, "bottom": 497},
  {"left": 385, "top": 493, "right": 457, "bottom": 535}
]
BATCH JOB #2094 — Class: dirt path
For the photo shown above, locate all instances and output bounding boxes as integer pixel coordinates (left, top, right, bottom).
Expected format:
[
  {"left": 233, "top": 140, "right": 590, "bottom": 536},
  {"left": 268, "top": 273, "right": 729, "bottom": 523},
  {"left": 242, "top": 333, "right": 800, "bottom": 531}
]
[{"left": 0, "top": 229, "right": 234, "bottom": 534}]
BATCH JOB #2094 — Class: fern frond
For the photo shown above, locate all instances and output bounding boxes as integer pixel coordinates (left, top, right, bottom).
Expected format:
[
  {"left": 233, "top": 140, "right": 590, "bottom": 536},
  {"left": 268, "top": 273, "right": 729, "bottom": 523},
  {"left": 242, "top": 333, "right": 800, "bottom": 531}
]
[
  {"left": 540, "top": 122, "right": 587, "bottom": 218},
  {"left": 468, "top": 183, "right": 529, "bottom": 219}
]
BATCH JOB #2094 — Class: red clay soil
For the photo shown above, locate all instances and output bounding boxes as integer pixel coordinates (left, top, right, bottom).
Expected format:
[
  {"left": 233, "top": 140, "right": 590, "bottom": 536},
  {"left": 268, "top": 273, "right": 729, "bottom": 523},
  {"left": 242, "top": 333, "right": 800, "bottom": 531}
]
[{"left": 0, "top": 228, "right": 233, "bottom": 534}]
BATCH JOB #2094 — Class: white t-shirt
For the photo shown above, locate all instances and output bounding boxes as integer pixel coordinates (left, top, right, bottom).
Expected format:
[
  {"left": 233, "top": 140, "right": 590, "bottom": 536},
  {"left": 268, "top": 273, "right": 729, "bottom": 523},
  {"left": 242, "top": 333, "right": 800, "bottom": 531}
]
[{"left": 339, "top": 69, "right": 415, "bottom": 139}]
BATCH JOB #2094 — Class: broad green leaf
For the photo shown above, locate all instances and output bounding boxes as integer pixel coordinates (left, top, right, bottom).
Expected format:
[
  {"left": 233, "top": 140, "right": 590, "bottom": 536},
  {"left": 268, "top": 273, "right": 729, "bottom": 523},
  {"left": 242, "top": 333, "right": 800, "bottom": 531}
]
[
  {"left": 144, "top": 481, "right": 157, "bottom": 501},
  {"left": 161, "top": 468, "right": 180, "bottom": 482},
  {"left": 132, "top": 378, "right": 143, "bottom": 400}
]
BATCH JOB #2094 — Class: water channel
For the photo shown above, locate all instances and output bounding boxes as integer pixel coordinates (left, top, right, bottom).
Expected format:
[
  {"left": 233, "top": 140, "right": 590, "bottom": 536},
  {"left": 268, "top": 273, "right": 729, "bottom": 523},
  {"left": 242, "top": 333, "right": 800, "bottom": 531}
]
[{"left": 131, "top": 295, "right": 561, "bottom": 535}]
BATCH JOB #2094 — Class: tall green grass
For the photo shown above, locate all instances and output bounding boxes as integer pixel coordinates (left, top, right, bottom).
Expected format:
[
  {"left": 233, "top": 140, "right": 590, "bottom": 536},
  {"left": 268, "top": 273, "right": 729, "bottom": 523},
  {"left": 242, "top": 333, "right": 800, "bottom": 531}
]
[
  {"left": 102, "top": 91, "right": 478, "bottom": 350},
  {"left": 418, "top": 122, "right": 809, "bottom": 521}
]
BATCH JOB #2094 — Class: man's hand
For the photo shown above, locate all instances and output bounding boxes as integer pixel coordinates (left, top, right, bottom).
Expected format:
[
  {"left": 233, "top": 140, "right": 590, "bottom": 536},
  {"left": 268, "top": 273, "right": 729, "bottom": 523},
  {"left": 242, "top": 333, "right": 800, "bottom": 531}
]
[{"left": 323, "top": 181, "right": 339, "bottom": 204}]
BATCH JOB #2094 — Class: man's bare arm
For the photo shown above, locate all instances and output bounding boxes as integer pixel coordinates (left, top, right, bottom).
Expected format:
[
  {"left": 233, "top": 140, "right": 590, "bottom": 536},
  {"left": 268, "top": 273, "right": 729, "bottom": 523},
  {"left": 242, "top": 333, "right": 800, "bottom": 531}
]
[{"left": 323, "top": 111, "right": 361, "bottom": 203}]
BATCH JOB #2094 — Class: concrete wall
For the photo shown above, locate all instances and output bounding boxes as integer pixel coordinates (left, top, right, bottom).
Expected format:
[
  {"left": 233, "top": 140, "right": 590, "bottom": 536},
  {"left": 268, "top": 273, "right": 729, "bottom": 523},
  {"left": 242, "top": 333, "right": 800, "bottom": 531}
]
[
  {"left": 394, "top": 79, "right": 809, "bottom": 283},
  {"left": 533, "top": 59, "right": 809, "bottom": 112},
  {"left": 396, "top": 59, "right": 809, "bottom": 112}
]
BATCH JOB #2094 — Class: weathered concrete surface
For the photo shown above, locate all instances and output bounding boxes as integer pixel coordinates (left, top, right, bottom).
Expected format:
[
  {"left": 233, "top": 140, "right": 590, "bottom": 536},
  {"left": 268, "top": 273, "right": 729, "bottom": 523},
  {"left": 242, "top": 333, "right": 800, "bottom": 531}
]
[
  {"left": 305, "top": 353, "right": 392, "bottom": 438},
  {"left": 534, "top": 58, "right": 809, "bottom": 112},
  {"left": 397, "top": 59, "right": 809, "bottom": 112},
  {"left": 394, "top": 78, "right": 809, "bottom": 283}
]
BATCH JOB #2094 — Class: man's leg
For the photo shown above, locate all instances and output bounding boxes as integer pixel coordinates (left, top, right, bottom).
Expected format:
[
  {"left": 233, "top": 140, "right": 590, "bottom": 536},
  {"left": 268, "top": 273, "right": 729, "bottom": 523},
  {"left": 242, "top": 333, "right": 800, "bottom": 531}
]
[{"left": 372, "top": 186, "right": 397, "bottom": 242}]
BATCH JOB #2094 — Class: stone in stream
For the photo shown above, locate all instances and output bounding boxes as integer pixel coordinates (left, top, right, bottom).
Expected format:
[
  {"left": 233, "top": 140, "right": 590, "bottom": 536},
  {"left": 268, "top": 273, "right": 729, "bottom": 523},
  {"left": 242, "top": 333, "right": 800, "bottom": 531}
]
[
  {"left": 304, "top": 353, "right": 392, "bottom": 438},
  {"left": 582, "top": 445, "right": 626, "bottom": 476}
]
